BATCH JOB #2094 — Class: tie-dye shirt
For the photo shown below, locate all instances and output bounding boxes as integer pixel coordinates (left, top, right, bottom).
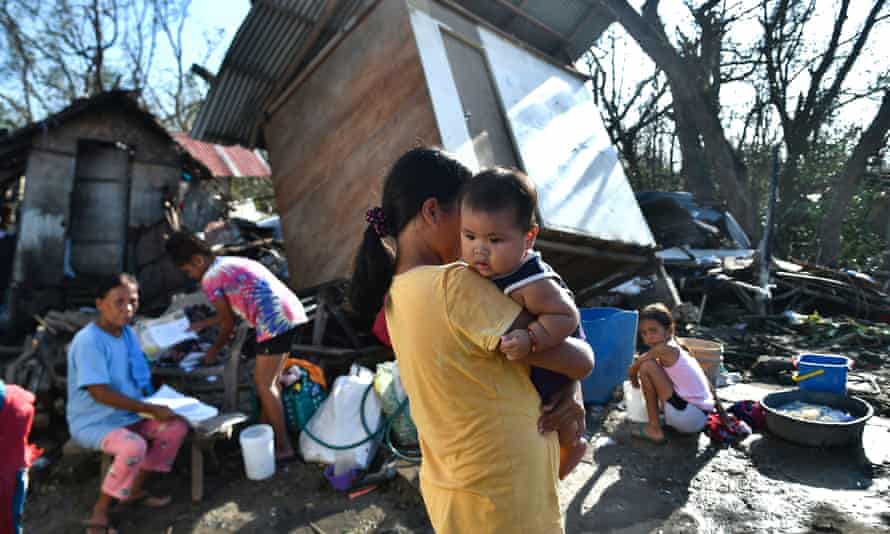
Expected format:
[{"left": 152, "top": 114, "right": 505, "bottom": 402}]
[{"left": 201, "top": 256, "right": 308, "bottom": 342}]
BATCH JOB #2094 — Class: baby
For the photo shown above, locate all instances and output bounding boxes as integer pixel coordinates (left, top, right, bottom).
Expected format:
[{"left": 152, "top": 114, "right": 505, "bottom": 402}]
[{"left": 460, "top": 167, "right": 589, "bottom": 479}]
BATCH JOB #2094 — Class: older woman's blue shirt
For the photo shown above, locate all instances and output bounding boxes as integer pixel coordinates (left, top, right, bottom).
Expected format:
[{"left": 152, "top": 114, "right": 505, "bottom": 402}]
[{"left": 66, "top": 323, "right": 142, "bottom": 448}]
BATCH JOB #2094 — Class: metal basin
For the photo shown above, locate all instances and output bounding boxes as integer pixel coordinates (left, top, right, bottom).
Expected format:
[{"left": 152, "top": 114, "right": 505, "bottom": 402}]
[{"left": 761, "top": 389, "right": 873, "bottom": 447}]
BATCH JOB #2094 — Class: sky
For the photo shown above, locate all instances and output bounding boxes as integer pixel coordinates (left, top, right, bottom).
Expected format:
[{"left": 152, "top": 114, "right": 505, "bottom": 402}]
[
  {"left": 5, "top": 0, "right": 882, "bottom": 143},
  {"left": 0, "top": 0, "right": 251, "bottom": 126},
  {"left": 179, "top": 0, "right": 250, "bottom": 75},
  {"left": 577, "top": 0, "right": 887, "bottom": 141}
]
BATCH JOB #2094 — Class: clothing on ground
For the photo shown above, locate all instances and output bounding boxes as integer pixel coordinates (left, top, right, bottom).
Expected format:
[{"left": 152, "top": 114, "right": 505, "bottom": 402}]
[
  {"left": 386, "top": 263, "right": 563, "bottom": 534},
  {"left": 99, "top": 419, "right": 188, "bottom": 500},
  {"left": 66, "top": 323, "right": 143, "bottom": 449},
  {"left": 202, "top": 256, "right": 308, "bottom": 342}
]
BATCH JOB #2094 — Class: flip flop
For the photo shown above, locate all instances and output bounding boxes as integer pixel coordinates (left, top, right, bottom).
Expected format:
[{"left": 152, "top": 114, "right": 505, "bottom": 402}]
[
  {"left": 630, "top": 422, "right": 668, "bottom": 445},
  {"left": 122, "top": 491, "right": 172, "bottom": 507},
  {"left": 81, "top": 520, "right": 118, "bottom": 534}
]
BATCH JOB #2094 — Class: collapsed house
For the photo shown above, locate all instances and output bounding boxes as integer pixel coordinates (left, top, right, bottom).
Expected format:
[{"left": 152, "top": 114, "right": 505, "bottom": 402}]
[
  {"left": 635, "top": 191, "right": 890, "bottom": 321},
  {"left": 0, "top": 91, "right": 209, "bottom": 331},
  {"left": 192, "top": 0, "right": 660, "bottom": 299}
]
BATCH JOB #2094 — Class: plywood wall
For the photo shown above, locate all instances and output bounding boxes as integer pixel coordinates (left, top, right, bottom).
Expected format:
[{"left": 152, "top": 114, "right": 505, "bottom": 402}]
[{"left": 265, "top": 0, "right": 440, "bottom": 289}]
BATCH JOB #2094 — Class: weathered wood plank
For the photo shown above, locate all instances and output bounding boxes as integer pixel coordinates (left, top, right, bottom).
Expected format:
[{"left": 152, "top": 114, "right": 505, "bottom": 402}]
[{"left": 266, "top": 1, "right": 440, "bottom": 289}]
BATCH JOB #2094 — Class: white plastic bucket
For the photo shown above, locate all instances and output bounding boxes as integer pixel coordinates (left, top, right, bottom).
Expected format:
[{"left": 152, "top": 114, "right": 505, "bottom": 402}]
[
  {"left": 239, "top": 424, "right": 275, "bottom": 480},
  {"left": 623, "top": 381, "right": 649, "bottom": 423}
]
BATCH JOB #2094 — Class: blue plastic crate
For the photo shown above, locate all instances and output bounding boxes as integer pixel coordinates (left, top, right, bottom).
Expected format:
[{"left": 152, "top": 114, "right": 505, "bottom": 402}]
[{"left": 579, "top": 307, "right": 639, "bottom": 404}]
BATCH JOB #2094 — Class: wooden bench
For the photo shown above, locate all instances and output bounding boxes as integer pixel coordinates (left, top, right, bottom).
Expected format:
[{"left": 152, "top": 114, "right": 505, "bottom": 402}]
[
  {"left": 189, "top": 412, "right": 247, "bottom": 501},
  {"left": 61, "top": 411, "right": 247, "bottom": 502},
  {"left": 291, "top": 279, "right": 393, "bottom": 378}
]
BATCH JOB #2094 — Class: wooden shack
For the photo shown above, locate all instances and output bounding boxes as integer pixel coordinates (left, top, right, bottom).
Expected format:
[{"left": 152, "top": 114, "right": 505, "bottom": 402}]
[
  {"left": 193, "top": 0, "right": 656, "bottom": 296},
  {"left": 0, "top": 91, "right": 206, "bottom": 325}
]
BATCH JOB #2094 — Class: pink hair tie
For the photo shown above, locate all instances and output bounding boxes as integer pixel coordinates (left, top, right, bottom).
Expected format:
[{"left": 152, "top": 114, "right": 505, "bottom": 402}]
[{"left": 365, "top": 207, "right": 389, "bottom": 237}]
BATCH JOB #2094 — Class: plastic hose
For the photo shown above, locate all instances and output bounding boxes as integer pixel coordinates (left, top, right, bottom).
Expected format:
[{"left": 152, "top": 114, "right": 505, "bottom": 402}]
[
  {"left": 299, "top": 383, "right": 422, "bottom": 464},
  {"left": 359, "top": 385, "right": 422, "bottom": 464}
]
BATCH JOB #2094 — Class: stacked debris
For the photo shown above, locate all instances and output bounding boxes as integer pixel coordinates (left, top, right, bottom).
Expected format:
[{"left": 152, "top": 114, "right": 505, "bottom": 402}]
[
  {"left": 771, "top": 260, "right": 889, "bottom": 320},
  {"left": 672, "top": 256, "right": 890, "bottom": 322},
  {"left": 203, "top": 218, "right": 289, "bottom": 282},
  {"left": 3, "top": 310, "right": 97, "bottom": 429},
  {"left": 633, "top": 191, "right": 890, "bottom": 322},
  {"left": 684, "top": 312, "right": 890, "bottom": 416}
]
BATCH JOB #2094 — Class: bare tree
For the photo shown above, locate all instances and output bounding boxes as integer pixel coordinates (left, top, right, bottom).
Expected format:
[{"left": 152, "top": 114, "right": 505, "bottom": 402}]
[
  {"left": 595, "top": 0, "right": 761, "bottom": 235},
  {"left": 145, "top": 0, "right": 223, "bottom": 132},
  {"left": 760, "top": 0, "right": 889, "bottom": 251},
  {"left": 585, "top": 30, "right": 672, "bottom": 186},
  {"left": 817, "top": 89, "right": 890, "bottom": 265},
  {"left": 0, "top": 0, "right": 216, "bottom": 130}
]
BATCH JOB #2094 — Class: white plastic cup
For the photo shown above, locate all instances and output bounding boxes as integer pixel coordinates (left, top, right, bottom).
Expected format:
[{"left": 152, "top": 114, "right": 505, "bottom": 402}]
[
  {"left": 623, "top": 380, "right": 649, "bottom": 423},
  {"left": 239, "top": 424, "right": 275, "bottom": 480}
]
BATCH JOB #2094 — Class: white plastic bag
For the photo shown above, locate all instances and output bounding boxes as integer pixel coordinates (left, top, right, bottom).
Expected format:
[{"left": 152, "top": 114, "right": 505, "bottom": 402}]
[
  {"left": 373, "top": 361, "right": 417, "bottom": 447},
  {"left": 299, "top": 365, "right": 382, "bottom": 469},
  {"left": 623, "top": 380, "right": 648, "bottom": 423}
]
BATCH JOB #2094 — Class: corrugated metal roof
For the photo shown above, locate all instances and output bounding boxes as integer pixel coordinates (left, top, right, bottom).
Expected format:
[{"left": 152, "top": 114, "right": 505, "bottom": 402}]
[
  {"left": 192, "top": 0, "right": 370, "bottom": 146},
  {"left": 173, "top": 133, "right": 271, "bottom": 178},
  {"left": 0, "top": 91, "right": 212, "bottom": 183},
  {"left": 193, "top": 0, "right": 613, "bottom": 147}
]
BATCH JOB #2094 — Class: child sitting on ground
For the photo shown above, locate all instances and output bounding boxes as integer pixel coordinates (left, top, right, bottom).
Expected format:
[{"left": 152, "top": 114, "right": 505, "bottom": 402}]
[
  {"left": 460, "top": 167, "right": 588, "bottom": 479},
  {"left": 628, "top": 303, "right": 715, "bottom": 443}
]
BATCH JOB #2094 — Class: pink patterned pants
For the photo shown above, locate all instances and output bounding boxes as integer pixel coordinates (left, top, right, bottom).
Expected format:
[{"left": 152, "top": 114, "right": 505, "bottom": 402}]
[{"left": 99, "top": 419, "right": 188, "bottom": 500}]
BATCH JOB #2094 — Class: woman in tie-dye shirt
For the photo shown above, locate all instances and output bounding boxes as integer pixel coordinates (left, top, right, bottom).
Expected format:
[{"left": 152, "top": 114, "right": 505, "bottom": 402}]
[{"left": 166, "top": 232, "right": 307, "bottom": 461}]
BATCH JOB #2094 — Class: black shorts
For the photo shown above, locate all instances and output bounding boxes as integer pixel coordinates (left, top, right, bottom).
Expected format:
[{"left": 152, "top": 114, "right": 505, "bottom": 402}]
[{"left": 255, "top": 326, "right": 299, "bottom": 356}]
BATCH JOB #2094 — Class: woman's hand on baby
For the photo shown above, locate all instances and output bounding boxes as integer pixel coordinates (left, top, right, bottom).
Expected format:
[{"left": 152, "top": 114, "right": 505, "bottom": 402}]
[
  {"left": 500, "top": 330, "right": 531, "bottom": 360},
  {"left": 538, "top": 381, "right": 585, "bottom": 438}
]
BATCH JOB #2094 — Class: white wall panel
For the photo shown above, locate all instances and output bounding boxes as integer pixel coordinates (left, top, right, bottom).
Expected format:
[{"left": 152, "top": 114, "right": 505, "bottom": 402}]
[{"left": 478, "top": 27, "right": 654, "bottom": 248}]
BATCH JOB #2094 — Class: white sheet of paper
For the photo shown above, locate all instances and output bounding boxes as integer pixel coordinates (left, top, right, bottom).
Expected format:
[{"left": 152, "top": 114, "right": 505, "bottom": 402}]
[
  {"left": 143, "top": 385, "right": 218, "bottom": 426},
  {"left": 147, "top": 316, "right": 197, "bottom": 348}
]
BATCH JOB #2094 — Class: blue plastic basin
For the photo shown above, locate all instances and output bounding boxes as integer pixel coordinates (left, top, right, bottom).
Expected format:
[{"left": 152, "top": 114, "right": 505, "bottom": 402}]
[{"left": 579, "top": 307, "right": 639, "bottom": 404}]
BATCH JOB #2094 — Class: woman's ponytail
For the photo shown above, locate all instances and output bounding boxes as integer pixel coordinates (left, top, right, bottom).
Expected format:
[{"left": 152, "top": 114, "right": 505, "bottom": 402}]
[
  {"left": 349, "top": 147, "right": 471, "bottom": 326},
  {"left": 350, "top": 224, "right": 395, "bottom": 323}
]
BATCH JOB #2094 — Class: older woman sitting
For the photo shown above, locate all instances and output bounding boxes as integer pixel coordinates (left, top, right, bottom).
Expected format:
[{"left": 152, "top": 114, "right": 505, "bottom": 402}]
[{"left": 67, "top": 274, "right": 188, "bottom": 534}]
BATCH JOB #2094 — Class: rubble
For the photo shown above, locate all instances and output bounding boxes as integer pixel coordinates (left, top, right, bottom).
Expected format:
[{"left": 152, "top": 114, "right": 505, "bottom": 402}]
[{"left": 684, "top": 312, "right": 890, "bottom": 416}]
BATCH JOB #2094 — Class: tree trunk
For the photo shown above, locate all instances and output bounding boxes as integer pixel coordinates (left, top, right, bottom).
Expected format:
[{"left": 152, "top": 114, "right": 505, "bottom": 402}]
[
  {"left": 673, "top": 99, "right": 715, "bottom": 202},
  {"left": 619, "top": 132, "right": 643, "bottom": 186},
  {"left": 596, "top": 0, "right": 757, "bottom": 236},
  {"left": 773, "top": 131, "right": 808, "bottom": 254},
  {"left": 817, "top": 89, "right": 890, "bottom": 266}
]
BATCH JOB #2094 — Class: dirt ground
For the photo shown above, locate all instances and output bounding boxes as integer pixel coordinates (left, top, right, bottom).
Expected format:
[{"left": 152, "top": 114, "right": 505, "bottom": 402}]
[{"left": 22, "top": 381, "right": 890, "bottom": 534}]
